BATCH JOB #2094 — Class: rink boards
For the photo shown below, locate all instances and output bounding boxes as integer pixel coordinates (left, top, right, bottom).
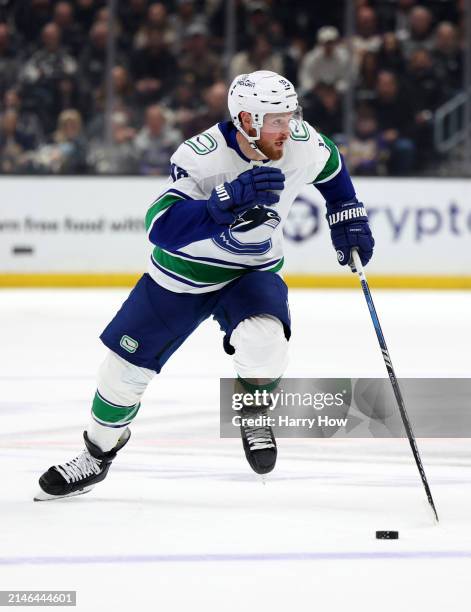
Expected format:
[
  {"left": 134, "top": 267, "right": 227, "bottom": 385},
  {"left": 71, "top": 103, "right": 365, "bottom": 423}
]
[{"left": 0, "top": 176, "right": 470, "bottom": 288}]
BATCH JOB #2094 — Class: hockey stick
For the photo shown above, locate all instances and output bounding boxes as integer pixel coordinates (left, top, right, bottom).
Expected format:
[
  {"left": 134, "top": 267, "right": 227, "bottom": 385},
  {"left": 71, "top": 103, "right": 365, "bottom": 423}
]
[{"left": 351, "top": 248, "right": 439, "bottom": 523}]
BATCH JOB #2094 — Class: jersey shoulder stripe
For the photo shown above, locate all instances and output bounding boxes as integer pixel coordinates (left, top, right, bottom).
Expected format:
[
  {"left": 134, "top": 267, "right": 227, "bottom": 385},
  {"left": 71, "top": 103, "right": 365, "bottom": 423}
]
[
  {"left": 145, "top": 190, "right": 187, "bottom": 234},
  {"left": 312, "top": 133, "right": 342, "bottom": 184}
]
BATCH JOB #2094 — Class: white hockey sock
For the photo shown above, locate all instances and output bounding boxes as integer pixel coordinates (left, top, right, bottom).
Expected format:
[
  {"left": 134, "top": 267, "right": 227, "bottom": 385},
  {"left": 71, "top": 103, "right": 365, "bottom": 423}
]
[
  {"left": 86, "top": 351, "right": 155, "bottom": 452},
  {"left": 86, "top": 419, "right": 128, "bottom": 452}
]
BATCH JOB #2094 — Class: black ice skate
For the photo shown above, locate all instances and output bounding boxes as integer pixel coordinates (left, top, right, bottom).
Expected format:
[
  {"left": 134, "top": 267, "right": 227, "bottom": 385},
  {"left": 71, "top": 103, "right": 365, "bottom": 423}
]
[
  {"left": 240, "top": 406, "right": 277, "bottom": 475},
  {"left": 34, "top": 429, "right": 130, "bottom": 501}
]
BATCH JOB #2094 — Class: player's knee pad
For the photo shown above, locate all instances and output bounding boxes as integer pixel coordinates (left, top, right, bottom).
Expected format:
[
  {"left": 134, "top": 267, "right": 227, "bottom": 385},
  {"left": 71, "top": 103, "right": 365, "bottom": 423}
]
[
  {"left": 230, "top": 315, "right": 288, "bottom": 380},
  {"left": 97, "top": 350, "right": 155, "bottom": 407}
]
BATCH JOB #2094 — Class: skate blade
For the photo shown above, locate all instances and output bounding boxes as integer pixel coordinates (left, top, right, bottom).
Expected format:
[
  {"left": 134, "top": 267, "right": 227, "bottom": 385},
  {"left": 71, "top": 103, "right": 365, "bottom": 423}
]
[{"left": 33, "top": 485, "right": 94, "bottom": 502}]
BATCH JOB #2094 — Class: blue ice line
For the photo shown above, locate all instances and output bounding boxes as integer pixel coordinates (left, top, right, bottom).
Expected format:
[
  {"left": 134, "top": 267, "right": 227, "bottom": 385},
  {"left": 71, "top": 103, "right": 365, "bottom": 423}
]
[{"left": 0, "top": 551, "right": 470, "bottom": 566}]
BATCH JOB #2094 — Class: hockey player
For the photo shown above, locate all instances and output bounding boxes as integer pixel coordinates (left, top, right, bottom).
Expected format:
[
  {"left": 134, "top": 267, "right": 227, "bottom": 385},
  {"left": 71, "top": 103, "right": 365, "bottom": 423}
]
[{"left": 35, "top": 71, "right": 374, "bottom": 500}]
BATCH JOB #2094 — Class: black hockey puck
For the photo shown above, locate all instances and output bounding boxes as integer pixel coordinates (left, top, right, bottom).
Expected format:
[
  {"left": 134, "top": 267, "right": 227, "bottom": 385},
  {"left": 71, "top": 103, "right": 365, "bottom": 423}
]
[{"left": 376, "top": 531, "right": 399, "bottom": 539}]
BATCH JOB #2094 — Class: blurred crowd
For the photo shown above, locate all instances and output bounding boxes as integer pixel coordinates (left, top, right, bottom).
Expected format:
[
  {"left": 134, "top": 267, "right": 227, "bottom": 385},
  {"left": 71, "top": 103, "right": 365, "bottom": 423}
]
[{"left": 0, "top": 0, "right": 465, "bottom": 176}]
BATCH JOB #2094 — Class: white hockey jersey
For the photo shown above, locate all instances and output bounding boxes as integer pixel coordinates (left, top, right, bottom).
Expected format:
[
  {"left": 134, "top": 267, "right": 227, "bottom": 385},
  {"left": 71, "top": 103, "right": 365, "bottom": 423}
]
[{"left": 145, "top": 121, "right": 342, "bottom": 293}]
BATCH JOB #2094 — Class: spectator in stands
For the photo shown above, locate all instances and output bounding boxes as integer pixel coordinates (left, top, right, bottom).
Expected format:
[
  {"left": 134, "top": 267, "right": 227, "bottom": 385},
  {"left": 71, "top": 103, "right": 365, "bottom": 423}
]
[
  {"left": 179, "top": 23, "right": 222, "bottom": 90},
  {"left": 21, "top": 22, "right": 78, "bottom": 82},
  {"left": 406, "top": 48, "right": 442, "bottom": 115},
  {"left": 79, "top": 21, "right": 119, "bottom": 93},
  {"left": 396, "top": 0, "right": 417, "bottom": 35},
  {"left": 52, "top": 108, "right": 86, "bottom": 173},
  {"left": 111, "top": 66, "right": 137, "bottom": 115},
  {"left": 3, "top": 88, "right": 44, "bottom": 146},
  {"left": 183, "top": 81, "right": 228, "bottom": 138},
  {"left": 377, "top": 32, "right": 405, "bottom": 76},
  {"left": 372, "top": 70, "right": 416, "bottom": 174},
  {"left": 94, "top": 7, "right": 109, "bottom": 24},
  {"left": 353, "top": 6, "right": 382, "bottom": 60},
  {"left": 15, "top": 0, "right": 52, "bottom": 43},
  {"left": 348, "top": 108, "right": 387, "bottom": 176},
  {"left": 119, "top": 0, "right": 148, "bottom": 44},
  {"left": 0, "top": 109, "right": 36, "bottom": 173},
  {"left": 265, "top": 15, "right": 288, "bottom": 53},
  {"left": 405, "top": 48, "right": 443, "bottom": 166},
  {"left": 87, "top": 111, "right": 138, "bottom": 174},
  {"left": 0, "top": 24, "right": 19, "bottom": 99},
  {"left": 229, "top": 34, "right": 284, "bottom": 83},
  {"left": 433, "top": 22, "right": 462, "bottom": 96},
  {"left": 298, "top": 26, "right": 351, "bottom": 96},
  {"left": 33, "top": 108, "right": 86, "bottom": 173},
  {"left": 209, "top": 0, "right": 248, "bottom": 53},
  {"left": 131, "top": 27, "right": 179, "bottom": 107},
  {"left": 378, "top": 0, "right": 416, "bottom": 37},
  {"left": 56, "top": 75, "right": 89, "bottom": 123},
  {"left": 269, "top": 0, "right": 321, "bottom": 45},
  {"left": 457, "top": 0, "right": 466, "bottom": 42},
  {"left": 169, "top": 0, "right": 205, "bottom": 53},
  {"left": 134, "top": 104, "right": 181, "bottom": 175},
  {"left": 94, "top": 6, "right": 128, "bottom": 53},
  {"left": 401, "top": 6, "right": 435, "bottom": 58},
  {"left": 75, "top": 0, "right": 103, "bottom": 32},
  {"left": 0, "top": 0, "right": 461, "bottom": 177},
  {"left": 243, "top": 2, "right": 274, "bottom": 49},
  {"left": 257, "top": 17, "right": 298, "bottom": 85},
  {"left": 302, "top": 83, "right": 343, "bottom": 138},
  {"left": 162, "top": 80, "right": 200, "bottom": 138},
  {"left": 20, "top": 22, "right": 78, "bottom": 134},
  {"left": 134, "top": 3, "right": 177, "bottom": 50},
  {"left": 53, "top": 2, "right": 84, "bottom": 57},
  {"left": 283, "top": 34, "right": 307, "bottom": 85},
  {"left": 356, "top": 51, "right": 380, "bottom": 102},
  {"left": 86, "top": 66, "right": 136, "bottom": 140}
]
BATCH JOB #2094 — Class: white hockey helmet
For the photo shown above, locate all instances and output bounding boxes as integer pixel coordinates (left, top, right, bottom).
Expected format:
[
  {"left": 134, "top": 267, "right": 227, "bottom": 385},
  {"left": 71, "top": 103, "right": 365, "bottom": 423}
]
[{"left": 228, "top": 70, "right": 300, "bottom": 150}]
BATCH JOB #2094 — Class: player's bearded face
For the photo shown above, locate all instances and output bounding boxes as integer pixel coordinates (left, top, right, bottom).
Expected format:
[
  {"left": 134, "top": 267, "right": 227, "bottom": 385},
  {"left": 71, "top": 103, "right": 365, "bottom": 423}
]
[{"left": 250, "top": 113, "right": 293, "bottom": 160}]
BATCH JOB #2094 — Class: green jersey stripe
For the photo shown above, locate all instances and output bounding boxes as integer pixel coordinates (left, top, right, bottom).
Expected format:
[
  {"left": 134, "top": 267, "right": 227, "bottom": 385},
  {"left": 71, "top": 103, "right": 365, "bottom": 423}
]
[
  {"left": 153, "top": 247, "right": 284, "bottom": 284},
  {"left": 313, "top": 134, "right": 342, "bottom": 184},
  {"left": 152, "top": 252, "right": 212, "bottom": 286},
  {"left": 145, "top": 194, "right": 185, "bottom": 232}
]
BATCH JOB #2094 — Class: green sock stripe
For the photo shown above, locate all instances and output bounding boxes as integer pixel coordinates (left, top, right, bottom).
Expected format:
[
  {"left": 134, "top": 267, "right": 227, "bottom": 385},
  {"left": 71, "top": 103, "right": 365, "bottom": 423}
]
[
  {"left": 237, "top": 376, "right": 281, "bottom": 394},
  {"left": 92, "top": 392, "right": 140, "bottom": 425}
]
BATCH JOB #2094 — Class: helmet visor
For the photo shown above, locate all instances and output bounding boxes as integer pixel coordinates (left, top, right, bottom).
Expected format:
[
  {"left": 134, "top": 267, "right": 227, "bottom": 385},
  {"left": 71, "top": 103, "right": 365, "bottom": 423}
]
[{"left": 260, "top": 105, "right": 303, "bottom": 134}]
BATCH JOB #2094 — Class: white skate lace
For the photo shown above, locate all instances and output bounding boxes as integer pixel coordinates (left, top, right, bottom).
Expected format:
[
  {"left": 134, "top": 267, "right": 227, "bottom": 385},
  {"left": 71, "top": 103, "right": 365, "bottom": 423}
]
[
  {"left": 54, "top": 451, "right": 102, "bottom": 484},
  {"left": 244, "top": 426, "right": 275, "bottom": 450},
  {"left": 242, "top": 413, "right": 275, "bottom": 451}
]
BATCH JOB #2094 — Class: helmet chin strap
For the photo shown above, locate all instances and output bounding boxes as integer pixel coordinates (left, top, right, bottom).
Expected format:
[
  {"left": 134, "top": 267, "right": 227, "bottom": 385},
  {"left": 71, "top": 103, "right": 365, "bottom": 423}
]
[
  {"left": 248, "top": 140, "right": 267, "bottom": 159},
  {"left": 234, "top": 117, "right": 268, "bottom": 159}
]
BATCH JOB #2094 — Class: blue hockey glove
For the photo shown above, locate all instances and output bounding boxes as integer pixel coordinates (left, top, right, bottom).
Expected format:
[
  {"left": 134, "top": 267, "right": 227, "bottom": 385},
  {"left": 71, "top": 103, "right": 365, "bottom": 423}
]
[
  {"left": 207, "top": 166, "right": 285, "bottom": 225},
  {"left": 326, "top": 199, "right": 374, "bottom": 267}
]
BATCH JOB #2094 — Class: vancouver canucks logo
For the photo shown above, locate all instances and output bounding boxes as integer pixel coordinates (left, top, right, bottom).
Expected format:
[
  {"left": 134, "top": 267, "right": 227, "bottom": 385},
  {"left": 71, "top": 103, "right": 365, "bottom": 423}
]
[
  {"left": 212, "top": 207, "right": 281, "bottom": 255},
  {"left": 120, "top": 335, "right": 139, "bottom": 353}
]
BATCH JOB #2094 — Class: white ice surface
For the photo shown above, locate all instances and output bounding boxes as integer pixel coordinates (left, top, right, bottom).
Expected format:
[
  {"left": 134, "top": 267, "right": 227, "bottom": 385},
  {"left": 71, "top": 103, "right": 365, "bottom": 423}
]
[{"left": 0, "top": 289, "right": 470, "bottom": 611}]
